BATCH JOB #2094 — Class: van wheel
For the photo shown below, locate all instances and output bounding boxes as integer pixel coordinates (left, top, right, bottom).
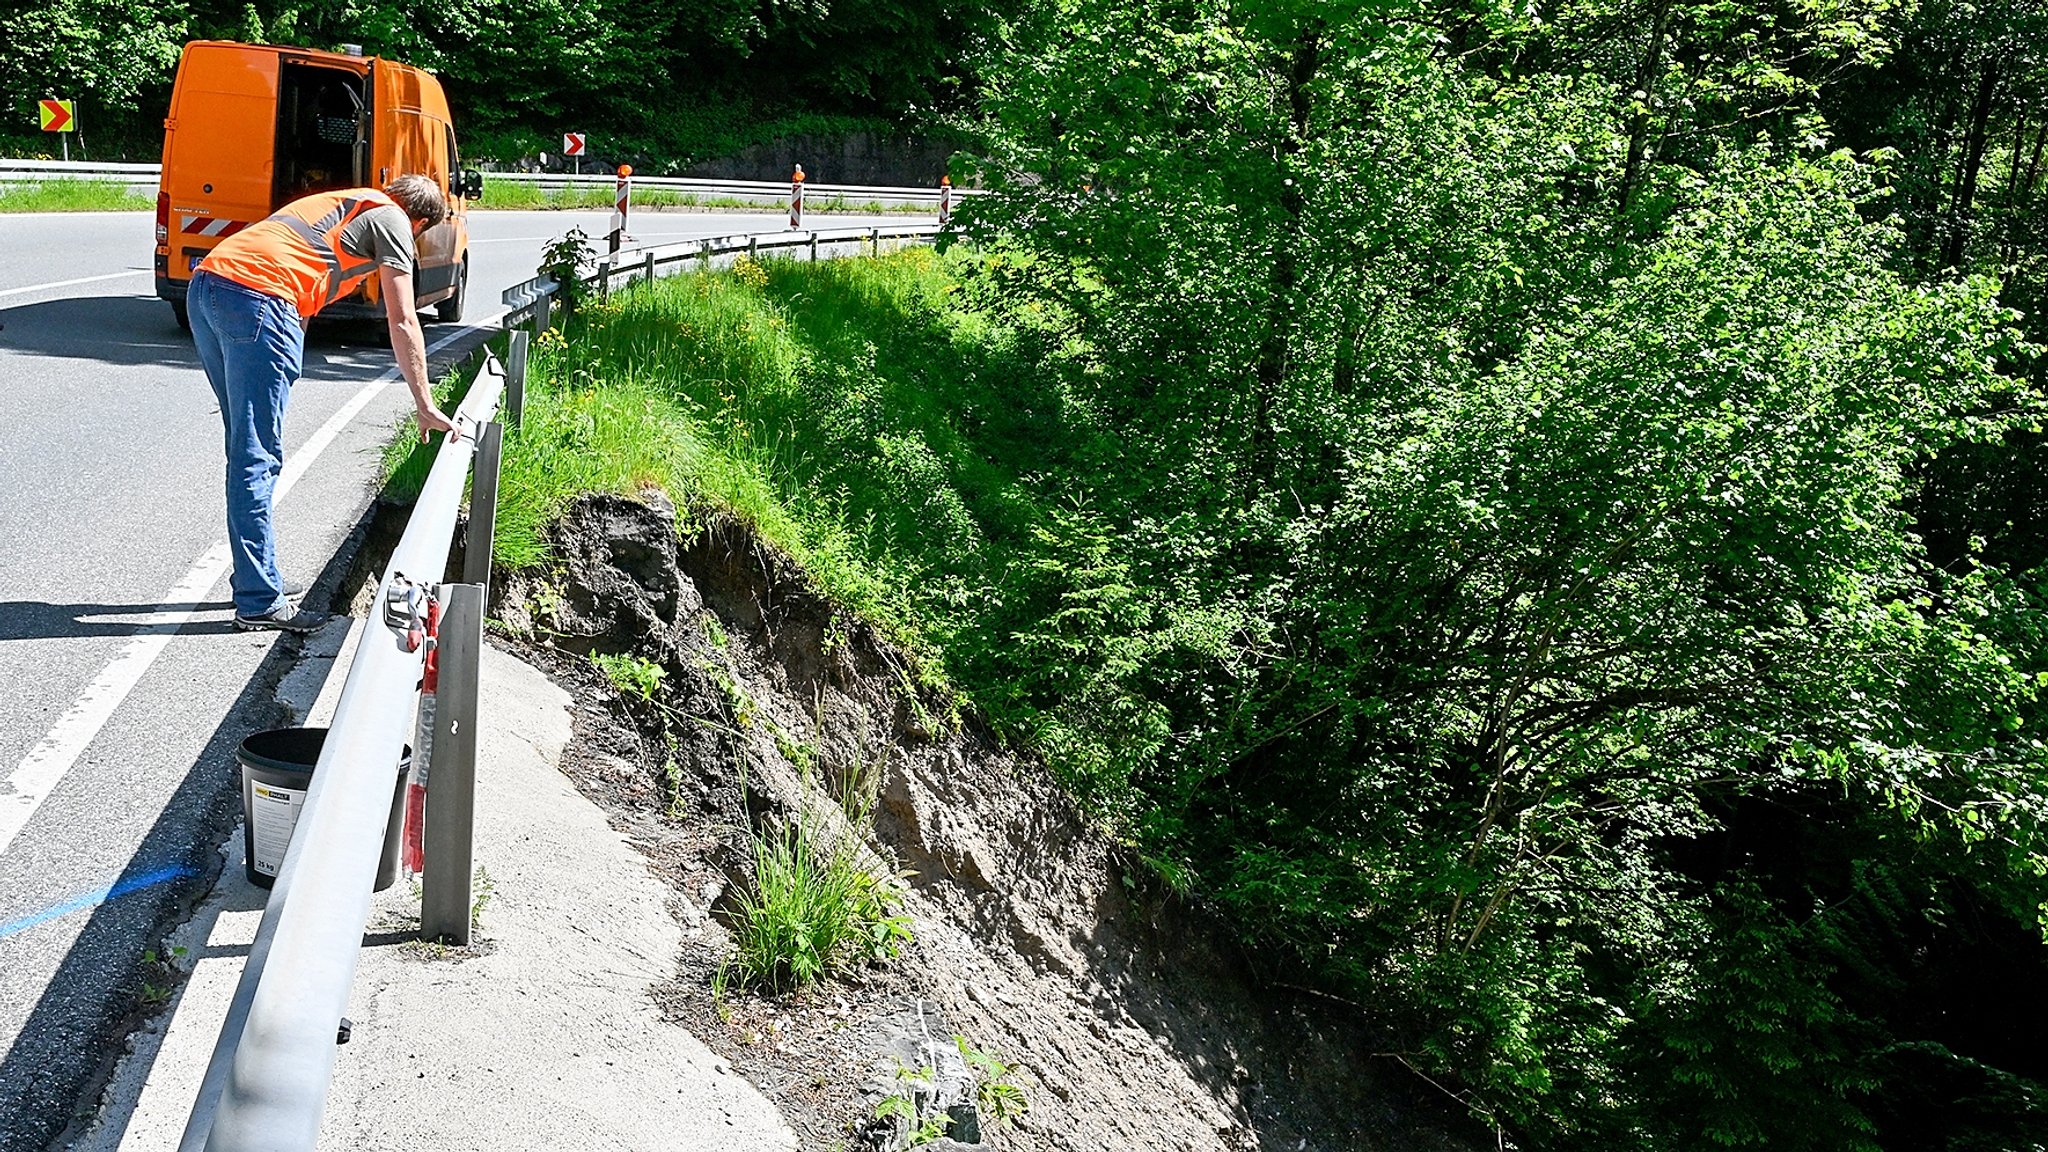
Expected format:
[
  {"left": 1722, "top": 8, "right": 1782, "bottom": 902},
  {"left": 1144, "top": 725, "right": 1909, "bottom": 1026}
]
[
  {"left": 435, "top": 258, "right": 467, "bottom": 324},
  {"left": 171, "top": 301, "right": 191, "bottom": 332}
]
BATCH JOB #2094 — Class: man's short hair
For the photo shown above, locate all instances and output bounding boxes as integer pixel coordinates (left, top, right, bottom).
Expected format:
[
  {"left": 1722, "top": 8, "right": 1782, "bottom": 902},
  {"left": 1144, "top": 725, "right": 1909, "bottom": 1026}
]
[{"left": 384, "top": 174, "right": 447, "bottom": 229}]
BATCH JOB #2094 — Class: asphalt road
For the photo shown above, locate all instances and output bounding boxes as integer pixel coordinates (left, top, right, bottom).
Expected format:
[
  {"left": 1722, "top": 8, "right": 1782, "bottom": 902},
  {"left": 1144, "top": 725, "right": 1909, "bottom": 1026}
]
[{"left": 0, "top": 205, "right": 903, "bottom": 1149}]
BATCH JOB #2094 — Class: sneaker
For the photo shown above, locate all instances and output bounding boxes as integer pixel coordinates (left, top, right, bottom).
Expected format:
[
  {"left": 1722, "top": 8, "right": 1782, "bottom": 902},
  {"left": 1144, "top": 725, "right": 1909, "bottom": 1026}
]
[
  {"left": 233, "top": 605, "right": 329, "bottom": 634},
  {"left": 283, "top": 579, "right": 308, "bottom": 601}
]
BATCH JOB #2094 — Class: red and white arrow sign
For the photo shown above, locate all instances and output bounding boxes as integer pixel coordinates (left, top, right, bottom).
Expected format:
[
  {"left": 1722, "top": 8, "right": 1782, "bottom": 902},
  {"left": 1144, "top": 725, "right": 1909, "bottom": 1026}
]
[{"left": 562, "top": 132, "right": 585, "bottom": 156}]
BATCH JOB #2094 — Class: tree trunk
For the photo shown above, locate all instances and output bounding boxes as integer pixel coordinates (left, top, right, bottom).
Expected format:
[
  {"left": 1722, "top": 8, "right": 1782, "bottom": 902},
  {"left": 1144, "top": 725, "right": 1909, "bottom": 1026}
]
[
  {"left": 1618, "top": 0, "right": 1672, "bottom": 217},
  {"left": 1944, "top": 58, "right": 2000, "bottom": 270},
  {"left": 2001, "top": 104, "right": 2032, "bottom": 262},
  {"left": 2024, "top": 117, "right": 2048, "bottom": 202},
  {"left": 1250, "top": 28, "right": 1321, "bottom": 500}
]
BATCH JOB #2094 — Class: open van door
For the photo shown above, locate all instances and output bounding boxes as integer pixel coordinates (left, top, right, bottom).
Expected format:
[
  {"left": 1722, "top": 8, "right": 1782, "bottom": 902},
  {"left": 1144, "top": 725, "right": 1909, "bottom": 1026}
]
[
  {"left": 367, "top": 58, "right": 463, "bottom": 311},
  {"left": 272, "top": 56, "right": 369, "bottom": 203}
]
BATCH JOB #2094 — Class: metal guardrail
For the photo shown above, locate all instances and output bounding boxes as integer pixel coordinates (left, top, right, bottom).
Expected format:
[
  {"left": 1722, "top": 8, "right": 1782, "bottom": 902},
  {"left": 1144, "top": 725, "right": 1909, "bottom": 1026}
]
[
  {"left": 0, "top": 158, "right": 160, "bottom": 175},
  {"left": 482, "top": 170, "right": 972, "bottom": 205},
  {"left": 179, "top": 357, "right": 509, "bottom": 1152},
  {"left": 0, "top": 158, "right": 979, "bottom": 205},
  {"left": 176, "top": 213, "right": 938, "bottom": 1150},
  {"left": 499, "top": 223, "right": 945, "bottom": 331},
  {"left": 0, "top": 158, "right": 159, "bottom": 193}
]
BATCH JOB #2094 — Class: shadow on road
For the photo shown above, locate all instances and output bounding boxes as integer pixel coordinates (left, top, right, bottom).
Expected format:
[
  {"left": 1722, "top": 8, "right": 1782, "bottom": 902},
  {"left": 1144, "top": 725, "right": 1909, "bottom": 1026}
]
[
  {"left": 0, "top": 294, "right": 416, "bottom": 381},
  {"left": 0, "top": 601, "right": 239, "bottom": 641}
]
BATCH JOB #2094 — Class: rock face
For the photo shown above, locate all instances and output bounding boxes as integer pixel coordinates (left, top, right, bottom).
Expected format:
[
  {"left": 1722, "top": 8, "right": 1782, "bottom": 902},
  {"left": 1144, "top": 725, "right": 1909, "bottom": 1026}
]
[{"left": 498, "top": 492, "right": 1485, "bottom": 1152}]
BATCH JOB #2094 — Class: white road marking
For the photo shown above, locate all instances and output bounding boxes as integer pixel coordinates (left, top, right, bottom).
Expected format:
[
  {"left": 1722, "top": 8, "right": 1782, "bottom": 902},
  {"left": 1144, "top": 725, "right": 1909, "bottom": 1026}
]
[
  {"left": 0, "top": 315, "right": 501, "bottom": 858},
  {"left": 0, "top": 270, "right": 149, "bottom": 300}
]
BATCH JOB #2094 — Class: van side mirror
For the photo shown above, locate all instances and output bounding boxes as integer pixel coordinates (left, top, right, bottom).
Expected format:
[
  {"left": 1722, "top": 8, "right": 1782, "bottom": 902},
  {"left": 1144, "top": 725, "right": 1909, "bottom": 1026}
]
[{"left": 459, "top": 169, "right": 484, "bottom": 202}]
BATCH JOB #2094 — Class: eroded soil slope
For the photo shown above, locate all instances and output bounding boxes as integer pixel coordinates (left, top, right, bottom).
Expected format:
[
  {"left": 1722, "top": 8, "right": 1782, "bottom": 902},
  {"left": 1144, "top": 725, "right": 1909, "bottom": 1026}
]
[{"left": 492, "top": 492, "right": 1484, "bottom": 1152}]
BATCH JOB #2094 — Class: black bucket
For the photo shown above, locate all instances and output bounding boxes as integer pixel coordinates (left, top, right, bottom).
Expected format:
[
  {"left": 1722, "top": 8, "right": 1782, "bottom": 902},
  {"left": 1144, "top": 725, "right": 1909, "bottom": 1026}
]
[{"left": 237, "top": 727, "right": 408, "bottom": 891}]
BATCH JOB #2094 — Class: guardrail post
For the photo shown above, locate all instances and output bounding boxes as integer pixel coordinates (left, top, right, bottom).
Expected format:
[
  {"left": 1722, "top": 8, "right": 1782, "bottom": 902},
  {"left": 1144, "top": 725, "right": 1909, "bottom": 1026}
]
[
  {"left": 809, "top": 232, "right": 819, "bottom": 261},
  {"left": 748, "top": 235, "right": 758, "bottom": 259},
  {"left": 643, "top": 248, "right": 656, "bottom": 285},
  {"left": 536, "top": 291, "right": 553, "bottom": 336},
  {"left": 506, "top": 330, "right": 527, "bottom": 429},
  {"left": 870, "top": 226, "right": 880, "bottom": 256},
  {"left": 463, "top": 421, "right": 503, "bottom": 591},
  {"left": 420, "top": 581, "right": 484, "bottom": 945}
]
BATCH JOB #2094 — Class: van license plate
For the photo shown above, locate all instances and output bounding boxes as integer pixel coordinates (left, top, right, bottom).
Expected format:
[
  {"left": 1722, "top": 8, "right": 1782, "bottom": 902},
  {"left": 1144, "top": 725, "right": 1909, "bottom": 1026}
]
[{"left": 187, "top": 254, "right": 204, "bottom": 270}]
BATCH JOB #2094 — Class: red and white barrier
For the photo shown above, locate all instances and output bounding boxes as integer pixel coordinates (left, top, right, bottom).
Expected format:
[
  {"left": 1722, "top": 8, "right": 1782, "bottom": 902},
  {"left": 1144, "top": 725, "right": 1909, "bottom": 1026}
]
[
  {"left": 939, "top": 175, "right": 952, "bottom": 227},
  {"left": 609, "top": 164, "right": 632, "bottom": 255},
  {"left": 788, "top": 163, "right": 805, "bottom": 230}
]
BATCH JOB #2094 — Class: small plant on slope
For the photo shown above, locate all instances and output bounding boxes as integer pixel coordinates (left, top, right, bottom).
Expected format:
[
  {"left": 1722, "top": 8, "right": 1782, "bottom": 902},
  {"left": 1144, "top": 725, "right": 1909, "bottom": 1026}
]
[
  {"left": 594, "top": 652, "right": 666, "bottom": 701},
  {"left": 727, "top": 813, "right": 912, "bottom": 995}
]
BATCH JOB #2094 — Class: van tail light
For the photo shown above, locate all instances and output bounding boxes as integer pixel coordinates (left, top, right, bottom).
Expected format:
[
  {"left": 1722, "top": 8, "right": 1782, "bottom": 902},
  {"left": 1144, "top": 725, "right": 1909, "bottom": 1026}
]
[{"left": 155, "top": 191, "right": 170, "bottom": 246}]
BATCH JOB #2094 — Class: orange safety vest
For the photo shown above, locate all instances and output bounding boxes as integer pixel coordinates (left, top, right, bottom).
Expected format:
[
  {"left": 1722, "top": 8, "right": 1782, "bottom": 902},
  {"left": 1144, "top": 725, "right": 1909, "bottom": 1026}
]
[{"left": 199, "top": 189, "right": 400, "bottom": 318}]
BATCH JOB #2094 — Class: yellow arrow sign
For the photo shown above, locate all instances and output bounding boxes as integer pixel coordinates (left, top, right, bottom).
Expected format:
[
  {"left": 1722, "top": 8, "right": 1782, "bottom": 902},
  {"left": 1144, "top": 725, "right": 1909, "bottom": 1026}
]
[{"left": 39, "top": 99, "right": 74, "bottom": 132}]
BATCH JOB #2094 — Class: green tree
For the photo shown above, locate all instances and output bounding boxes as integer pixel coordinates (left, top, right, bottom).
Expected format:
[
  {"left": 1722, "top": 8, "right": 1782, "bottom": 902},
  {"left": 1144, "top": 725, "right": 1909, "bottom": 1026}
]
[{"left": 963, "top": 0, "right": 2048, "bottom": 1140}]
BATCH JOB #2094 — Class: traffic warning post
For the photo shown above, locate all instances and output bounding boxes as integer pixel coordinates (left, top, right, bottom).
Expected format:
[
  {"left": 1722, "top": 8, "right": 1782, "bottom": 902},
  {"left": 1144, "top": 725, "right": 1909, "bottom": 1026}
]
[
  {"left": 563, "top": 131, "right": 586, "bottom": 176},
  {"left": 939, "top": 174, "right": 952, "bottom": 227},
  {"left": 609, "top": 164, "right": 631, "bottom": 255},
  {"left": 39, "top": 98, "right": 75, "bottom": 161},
  {"left": 788, "top": 163, "right": 805, "bottom": 230}
]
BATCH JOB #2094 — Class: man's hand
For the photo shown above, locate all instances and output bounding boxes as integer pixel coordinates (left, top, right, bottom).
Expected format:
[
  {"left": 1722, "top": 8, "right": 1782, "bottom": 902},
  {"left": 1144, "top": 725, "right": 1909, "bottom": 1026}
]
[
  {"left": 415, "top": 402, "right": 459, "bottom": 443},
  {"left": 379, "top": 264, "right": 457, "bottom": 443}
]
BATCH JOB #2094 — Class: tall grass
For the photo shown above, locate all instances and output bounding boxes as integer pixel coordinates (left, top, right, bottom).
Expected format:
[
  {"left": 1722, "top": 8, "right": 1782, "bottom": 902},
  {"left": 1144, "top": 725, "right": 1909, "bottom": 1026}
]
[
  {"left": 725, "top": 811, "right": 911, "bottom": 994},
  {"left": 389, "top": 246, "right": 1184, "bottom": 823},
  {"left": 0, "top": 179, "right": 151, "bottom": 212}
]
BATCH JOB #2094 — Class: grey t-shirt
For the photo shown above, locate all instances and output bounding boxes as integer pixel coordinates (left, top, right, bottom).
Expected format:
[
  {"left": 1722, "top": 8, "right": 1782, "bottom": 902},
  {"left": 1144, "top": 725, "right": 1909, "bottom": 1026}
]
[{"left": 337, "top": 203, "right": 415, "bottom": 274}]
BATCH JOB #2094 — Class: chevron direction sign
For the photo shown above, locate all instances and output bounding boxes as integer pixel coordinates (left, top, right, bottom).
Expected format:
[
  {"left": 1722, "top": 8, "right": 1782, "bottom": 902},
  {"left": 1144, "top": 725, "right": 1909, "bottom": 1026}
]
[{"left": 39, "top": 99, "right": 74, "bottom": 132}]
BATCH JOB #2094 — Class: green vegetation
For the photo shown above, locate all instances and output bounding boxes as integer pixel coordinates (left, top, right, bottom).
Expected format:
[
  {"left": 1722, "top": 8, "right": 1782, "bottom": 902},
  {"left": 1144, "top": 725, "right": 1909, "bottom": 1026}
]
[
  {"left": 0, "top": 0, "right": 982, "bottom": 166},
  {"left": 372, "top": 0, "right": 2048, "bottom": 1142},
  {"left": 874, "top": 1036, "right": 1028, "bottom": 1148},
  {"left": 956, "top": 1036, "right": 1028, "bottom": 1132},
  {"left": 0, "top": 179, "right": 151, "bottom": 212},
  {"left": 505, "top": 203, "right": 2047, "bottom": 1152},
  {"left": 724, "top": 810, "right": 912, "bottom": 994},
  {"left": 594, "top": 652, "right": 666, "bottom": 701}
]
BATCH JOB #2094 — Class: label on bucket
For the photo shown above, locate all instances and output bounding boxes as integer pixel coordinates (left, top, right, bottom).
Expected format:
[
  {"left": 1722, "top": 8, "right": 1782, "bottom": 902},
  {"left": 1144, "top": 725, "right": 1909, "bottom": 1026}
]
[{"left": 250, "top": 780, "right": 307, "bottom": 877}]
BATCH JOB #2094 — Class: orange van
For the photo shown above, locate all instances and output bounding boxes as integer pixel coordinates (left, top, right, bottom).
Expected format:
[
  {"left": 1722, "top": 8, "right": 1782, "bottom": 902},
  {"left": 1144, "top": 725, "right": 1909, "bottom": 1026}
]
[{"left": 153, "top": 40, "right": 483, "bottom": 329}]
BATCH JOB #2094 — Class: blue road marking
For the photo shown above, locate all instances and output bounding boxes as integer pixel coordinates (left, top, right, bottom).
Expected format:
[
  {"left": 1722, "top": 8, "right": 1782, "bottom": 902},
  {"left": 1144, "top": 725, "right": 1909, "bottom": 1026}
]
[{"left": 0, "top": 865, "right": 202, "bottom": 941}]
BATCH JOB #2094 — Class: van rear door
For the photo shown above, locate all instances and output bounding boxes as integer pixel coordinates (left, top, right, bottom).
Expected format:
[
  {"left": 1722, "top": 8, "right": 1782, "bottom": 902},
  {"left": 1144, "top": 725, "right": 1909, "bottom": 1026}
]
[
  {"left": 159, "top": 43, "right": 281, "bottom": 286},
  {"left": 367, "top": 60, "right": 461, "bottom": 307}
]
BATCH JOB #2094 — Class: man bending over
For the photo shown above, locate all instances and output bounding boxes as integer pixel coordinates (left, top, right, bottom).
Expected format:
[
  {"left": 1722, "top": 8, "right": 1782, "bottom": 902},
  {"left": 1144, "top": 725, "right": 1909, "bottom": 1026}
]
[{"left": 188, "top": 174, "right": 459, "bottom": 632}]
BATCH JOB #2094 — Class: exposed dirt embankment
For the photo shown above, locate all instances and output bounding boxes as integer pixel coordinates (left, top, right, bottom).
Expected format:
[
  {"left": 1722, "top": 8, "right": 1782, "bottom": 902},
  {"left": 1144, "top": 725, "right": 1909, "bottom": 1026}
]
[{"left": 493, "top": 492, "right": 1484, "bottom": 1152}]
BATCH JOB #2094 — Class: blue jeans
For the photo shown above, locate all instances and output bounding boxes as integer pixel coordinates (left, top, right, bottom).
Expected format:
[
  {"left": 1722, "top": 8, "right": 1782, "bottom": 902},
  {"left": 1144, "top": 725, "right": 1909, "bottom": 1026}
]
[{"left": 188, "top": 270, "right": 305, "bottom": 617}]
